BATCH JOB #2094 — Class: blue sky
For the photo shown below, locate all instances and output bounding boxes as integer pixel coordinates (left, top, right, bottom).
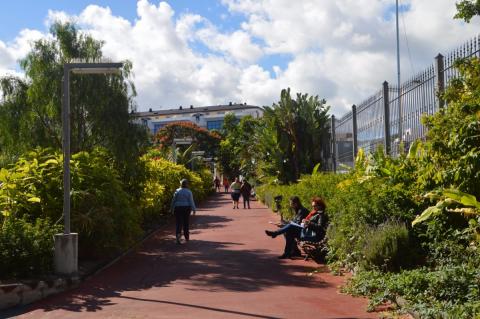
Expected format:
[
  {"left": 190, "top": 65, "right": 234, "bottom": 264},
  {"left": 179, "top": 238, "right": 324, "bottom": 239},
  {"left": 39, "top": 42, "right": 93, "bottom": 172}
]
[{"left": 0, "top": 1, "right": 478, "bottom": 114}]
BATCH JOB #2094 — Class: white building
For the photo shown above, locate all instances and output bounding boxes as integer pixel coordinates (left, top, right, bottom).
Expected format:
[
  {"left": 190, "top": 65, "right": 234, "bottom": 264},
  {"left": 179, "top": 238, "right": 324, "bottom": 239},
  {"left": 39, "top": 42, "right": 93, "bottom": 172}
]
[{"left": 134, "top": 103, "right": 264, "bottom": 134}]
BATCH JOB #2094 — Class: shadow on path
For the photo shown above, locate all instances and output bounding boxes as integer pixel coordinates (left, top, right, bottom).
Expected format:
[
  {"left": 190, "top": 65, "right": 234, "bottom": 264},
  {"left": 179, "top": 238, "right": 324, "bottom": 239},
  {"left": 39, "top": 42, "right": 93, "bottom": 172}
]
[{"left": 10, "top": 193, "right": 330, "bottom": 317}]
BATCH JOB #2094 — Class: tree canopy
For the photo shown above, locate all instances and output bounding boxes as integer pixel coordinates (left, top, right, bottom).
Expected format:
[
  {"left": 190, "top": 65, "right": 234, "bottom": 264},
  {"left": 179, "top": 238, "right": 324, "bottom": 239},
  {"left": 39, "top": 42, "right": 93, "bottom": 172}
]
[
  {"left": 261, "top": 88, "right": 331, "bottom": 183},
  {"left": 0, "top": 22, "right": 148, "bottom": 168},
  {"left": 455, "top": 0, "right": 480, "bottom": 22}
]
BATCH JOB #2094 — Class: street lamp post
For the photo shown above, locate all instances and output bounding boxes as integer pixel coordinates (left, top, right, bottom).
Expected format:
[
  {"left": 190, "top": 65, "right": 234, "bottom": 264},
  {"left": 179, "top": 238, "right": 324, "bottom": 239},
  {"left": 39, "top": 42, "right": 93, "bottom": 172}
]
[{"left": 55, "top": 62, "right": 123, "bottom": 276}]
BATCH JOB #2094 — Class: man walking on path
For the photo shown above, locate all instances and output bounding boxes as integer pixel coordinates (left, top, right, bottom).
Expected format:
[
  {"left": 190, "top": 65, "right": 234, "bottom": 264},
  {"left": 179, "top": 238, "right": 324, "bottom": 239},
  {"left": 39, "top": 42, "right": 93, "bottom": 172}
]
[
  {"left": 171, "top": 179, "right": 196, "bottom": 244},
  {"left": 13, "top": 192, "right": 376, "bottom": 319}
]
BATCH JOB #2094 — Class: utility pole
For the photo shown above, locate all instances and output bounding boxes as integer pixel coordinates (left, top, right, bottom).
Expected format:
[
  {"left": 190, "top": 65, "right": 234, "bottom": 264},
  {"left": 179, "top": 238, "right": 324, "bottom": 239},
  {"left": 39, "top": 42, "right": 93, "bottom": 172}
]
[{"left": 396, "top": 0, "right": 402, "bottom": 142}]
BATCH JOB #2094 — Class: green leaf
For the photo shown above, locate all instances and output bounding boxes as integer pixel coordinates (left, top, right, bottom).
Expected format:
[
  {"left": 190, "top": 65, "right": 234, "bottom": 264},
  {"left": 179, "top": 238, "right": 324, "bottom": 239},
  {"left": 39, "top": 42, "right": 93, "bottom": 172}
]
[
  {"left": 443, "top": 189, "right": 480, "bottom": 209},
  {"left": 44, "top": 159, "right": 59, "bottom": 165},
  {"left": 27, "top": 197, "right": 41, "bottom": 203},
  {"left": 412, "top": 205, "right": 443, "bottom": 226},
  {"left": 407, "top": 140, "right": 421, "bottom": 159},
  {"left": 312, "top": 163, "right": 321, "bottom": 175},
  {"left": 0, "top": 168, "right": 9, "bottom": 183}
]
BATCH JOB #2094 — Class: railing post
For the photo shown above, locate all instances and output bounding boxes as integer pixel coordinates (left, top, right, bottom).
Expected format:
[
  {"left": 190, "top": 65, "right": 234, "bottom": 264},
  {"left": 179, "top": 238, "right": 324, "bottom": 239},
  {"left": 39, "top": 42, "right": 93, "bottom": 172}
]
[
  {"left": 434, "top": 53, "right": 445, "bottom": 109},
  {"left": 351, "top": 104, "right": 358, "bottom": 162},
  {"left": 331, "top": 115, "right": 337, "bottom": 173},
  {"left": 382, "top": 81, "right": 391, "bottom": 155}
]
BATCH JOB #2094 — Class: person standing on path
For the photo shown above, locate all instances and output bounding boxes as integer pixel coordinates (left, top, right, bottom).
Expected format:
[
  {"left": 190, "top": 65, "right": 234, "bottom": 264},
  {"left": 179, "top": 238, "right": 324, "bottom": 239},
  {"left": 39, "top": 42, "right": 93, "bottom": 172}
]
[
  {"left": 230, "top": 177, "right": 242, "bottom": 209},
  {"left": 240, "top": 179, "right": 252, "bottom": 209},
  {"left": 171, "top": 179, "right": 196, "bottom": 244}
]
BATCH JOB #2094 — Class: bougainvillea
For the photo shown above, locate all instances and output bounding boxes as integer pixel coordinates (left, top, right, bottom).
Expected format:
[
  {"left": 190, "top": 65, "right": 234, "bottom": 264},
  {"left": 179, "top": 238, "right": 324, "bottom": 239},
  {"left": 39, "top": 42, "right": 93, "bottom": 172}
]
[{"left": 153, "top": 122, "right": 221, "bottom": 157}]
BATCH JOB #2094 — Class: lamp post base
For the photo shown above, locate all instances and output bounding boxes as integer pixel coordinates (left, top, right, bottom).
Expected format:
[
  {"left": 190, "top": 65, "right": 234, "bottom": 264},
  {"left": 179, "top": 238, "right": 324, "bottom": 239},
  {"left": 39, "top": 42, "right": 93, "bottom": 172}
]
[{"left": 54, "top": 233, "right": 78, "bottom": 275}]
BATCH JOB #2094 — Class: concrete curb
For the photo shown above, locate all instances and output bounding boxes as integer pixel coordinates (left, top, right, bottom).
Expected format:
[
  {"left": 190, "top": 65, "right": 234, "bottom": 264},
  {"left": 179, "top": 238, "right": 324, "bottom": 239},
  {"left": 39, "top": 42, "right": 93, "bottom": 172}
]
[{"left": 0, "top": 277, "right": 80, "bottom": 310}]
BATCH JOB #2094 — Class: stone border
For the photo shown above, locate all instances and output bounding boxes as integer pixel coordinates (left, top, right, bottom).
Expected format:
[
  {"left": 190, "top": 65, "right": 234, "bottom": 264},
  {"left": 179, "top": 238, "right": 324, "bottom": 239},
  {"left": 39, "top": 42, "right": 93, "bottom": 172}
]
[{"left": 0, "top": 277, "right": 80, "bottom": 310}]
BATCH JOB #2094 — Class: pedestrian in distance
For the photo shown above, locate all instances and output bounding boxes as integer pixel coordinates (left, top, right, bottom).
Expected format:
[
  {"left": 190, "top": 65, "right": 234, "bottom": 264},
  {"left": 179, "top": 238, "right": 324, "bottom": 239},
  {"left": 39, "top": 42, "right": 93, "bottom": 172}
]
[
  {"left": 240, "top": 179, "right": 252, "bottom": 209},
  {"left": 223, "top": 177, "right": 230, "bottom": 193},
  {"left": 171, "top": 179, "right": 196, "bottom": 244},
  {"left": 230, "top": 177, "right": 242, "bottom": 209},
  {"left": 214, "top": 176, "right": 221, "bottom": 192}
]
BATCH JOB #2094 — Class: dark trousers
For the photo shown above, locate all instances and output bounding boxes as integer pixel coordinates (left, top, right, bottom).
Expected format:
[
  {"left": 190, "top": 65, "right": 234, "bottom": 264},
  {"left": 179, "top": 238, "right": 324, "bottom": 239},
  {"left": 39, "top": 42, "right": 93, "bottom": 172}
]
[
  {"left": 242, "top": 194, "right": 250, "bottom": 208},
  {"left": 274, "top": 223, "right": 302, "bottom": 255},
  {"left": 174, "top": 206, "right": 191, "bottom": 240}
]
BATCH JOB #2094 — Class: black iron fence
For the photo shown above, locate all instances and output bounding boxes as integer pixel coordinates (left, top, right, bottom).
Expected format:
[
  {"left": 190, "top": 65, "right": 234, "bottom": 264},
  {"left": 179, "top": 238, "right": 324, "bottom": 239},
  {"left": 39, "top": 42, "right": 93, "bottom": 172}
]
[{"left": 332, "top": 35, "right": 480, "bottom": 170}]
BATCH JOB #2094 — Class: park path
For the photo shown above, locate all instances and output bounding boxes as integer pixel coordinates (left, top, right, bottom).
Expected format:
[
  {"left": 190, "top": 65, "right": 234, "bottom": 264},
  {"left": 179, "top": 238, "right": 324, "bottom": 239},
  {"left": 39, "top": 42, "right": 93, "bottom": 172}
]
[{"left": 11, "top": 193, "right": 377, "bottom": 319}]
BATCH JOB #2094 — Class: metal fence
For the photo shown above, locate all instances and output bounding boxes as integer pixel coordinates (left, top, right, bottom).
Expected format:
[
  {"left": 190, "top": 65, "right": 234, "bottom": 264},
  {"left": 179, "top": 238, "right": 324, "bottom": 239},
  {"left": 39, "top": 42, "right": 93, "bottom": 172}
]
[{"left": 332, "top": 35, "right": 480, "bottom": 170}]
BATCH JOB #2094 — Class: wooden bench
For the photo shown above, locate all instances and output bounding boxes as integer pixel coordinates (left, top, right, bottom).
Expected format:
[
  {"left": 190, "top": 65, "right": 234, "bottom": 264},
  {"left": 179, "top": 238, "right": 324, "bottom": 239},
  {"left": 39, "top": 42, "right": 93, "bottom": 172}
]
[{"left": 298, "top": 239, "right": 327, "bottom": 263}]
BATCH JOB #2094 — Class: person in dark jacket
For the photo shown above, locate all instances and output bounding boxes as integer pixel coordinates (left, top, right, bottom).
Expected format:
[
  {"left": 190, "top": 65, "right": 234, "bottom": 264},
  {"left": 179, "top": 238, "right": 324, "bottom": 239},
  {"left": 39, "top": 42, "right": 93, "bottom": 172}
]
[
  {"left": 171, "top": 179, "right": 196, "bottom": 244},
  {"left": 299, "top": 197, "right": 329, "bottom": 243},
  {"left": 265, "top": 196, "right": 310, "bottom": 258},
  {"left": 240, "top": 179, "right": 252, "bottom": 209}
]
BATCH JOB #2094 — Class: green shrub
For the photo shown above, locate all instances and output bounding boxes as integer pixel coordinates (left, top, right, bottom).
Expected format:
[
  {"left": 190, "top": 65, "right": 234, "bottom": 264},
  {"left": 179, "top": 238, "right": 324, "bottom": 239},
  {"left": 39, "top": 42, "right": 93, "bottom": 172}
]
[
  {"left": 0, "top": 148, "right": 142, "bottom": 260},
  {"left": 360, "top": 220, "right": 412, "bottom": 271},
  {"left": 139, "top": 156, "right": 213, "bottom": 226},
  {"left": 344, "top": 266, "right": 480, "bottom": 318},
  {"left": 70, "top": 149, "right": 142, "bottom": 258},
  {"left": 0, "top": 218, "right": 61, "bottom": 279}
]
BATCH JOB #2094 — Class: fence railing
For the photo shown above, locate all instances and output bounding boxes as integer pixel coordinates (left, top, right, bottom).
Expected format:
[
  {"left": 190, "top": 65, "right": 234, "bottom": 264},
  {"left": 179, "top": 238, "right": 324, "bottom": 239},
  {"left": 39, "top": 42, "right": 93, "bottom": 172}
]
[{"left": 332, "top": 35, "right": 480, "bottom": 170}]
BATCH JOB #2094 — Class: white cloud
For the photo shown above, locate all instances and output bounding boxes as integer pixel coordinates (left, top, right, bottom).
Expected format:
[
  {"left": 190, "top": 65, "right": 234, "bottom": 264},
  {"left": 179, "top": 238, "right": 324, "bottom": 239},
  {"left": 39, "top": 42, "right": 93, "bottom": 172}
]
[
  {"left": 0, "top": 29, "right": 45, "bottom": 78},
  {"left": 0, "top": 0, "right": 479, "bottom": 116}
]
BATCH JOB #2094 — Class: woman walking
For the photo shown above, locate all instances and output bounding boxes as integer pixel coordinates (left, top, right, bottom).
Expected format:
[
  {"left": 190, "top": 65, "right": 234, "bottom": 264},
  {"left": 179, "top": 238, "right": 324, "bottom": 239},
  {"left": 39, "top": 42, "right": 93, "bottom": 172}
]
[
  {"left": 171, "top": 179, "right": 196, "bottom": 244},
  {"left": 230, "top": 177, "right": 241, "bottom": 209}
]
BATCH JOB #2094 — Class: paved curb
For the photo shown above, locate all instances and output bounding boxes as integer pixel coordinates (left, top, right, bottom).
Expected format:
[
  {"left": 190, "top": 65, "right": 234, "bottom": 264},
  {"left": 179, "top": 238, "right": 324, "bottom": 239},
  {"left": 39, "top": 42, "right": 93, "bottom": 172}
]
[{"left": 0, "top": 277, "right": 80, "bottom": 310}]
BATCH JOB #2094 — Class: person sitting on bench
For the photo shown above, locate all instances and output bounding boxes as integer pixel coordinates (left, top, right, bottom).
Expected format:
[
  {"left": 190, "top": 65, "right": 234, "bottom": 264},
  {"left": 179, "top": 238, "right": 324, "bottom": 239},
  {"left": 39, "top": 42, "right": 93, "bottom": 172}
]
[
  {"left": 265, "top": 196, "right": 309, "bottom": 259},
  {"left": 299, "top": 197, "right": 329, "bottom": 245}
]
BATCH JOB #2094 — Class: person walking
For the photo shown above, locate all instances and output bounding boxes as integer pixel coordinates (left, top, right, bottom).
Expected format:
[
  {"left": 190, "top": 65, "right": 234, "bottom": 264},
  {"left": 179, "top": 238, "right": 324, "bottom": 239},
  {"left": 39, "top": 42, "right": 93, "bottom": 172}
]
[
  {"left": 214, "top": 176, "right": 221, "bottom": 192},
  {"left": 171, "top": 179, "right": 196, "bottom": 244},
  {"left": 240, "top": 179, "right": 252, "bottom": 209},
  {"left": 223, "top": 177, "right": 230, "bottom": 193},
  {"left": 230, "top": 177, "right": 242, "bottom": 209}
]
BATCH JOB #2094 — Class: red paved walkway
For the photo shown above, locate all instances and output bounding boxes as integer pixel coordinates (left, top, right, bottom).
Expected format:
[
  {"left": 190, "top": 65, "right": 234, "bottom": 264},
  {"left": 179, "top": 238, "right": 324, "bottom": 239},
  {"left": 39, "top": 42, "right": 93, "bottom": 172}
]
[{"left": 12, "top": 193, "right": 377, "bottom": 319}]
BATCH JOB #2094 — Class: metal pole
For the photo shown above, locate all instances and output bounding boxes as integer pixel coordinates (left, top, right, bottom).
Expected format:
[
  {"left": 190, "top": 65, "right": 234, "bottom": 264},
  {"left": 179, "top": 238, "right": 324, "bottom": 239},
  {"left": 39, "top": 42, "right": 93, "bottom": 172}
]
[
  {"left": 383, "top": 81, "right": 391, "bottom": 155},
  {"left": 352, "top": 104, "right": 358, "bottom": 162},
  {"left": 62, "top": 66, "right": 71, "bottom": 235},
  {"left": 331, "top": 115, "right": 336, "bottom": 173},
  {"left": 434, "top": 53, "right": 445, "bottom": 109},
  {"left": 396, "top": 0, "right": 402, "bottom": 142}
]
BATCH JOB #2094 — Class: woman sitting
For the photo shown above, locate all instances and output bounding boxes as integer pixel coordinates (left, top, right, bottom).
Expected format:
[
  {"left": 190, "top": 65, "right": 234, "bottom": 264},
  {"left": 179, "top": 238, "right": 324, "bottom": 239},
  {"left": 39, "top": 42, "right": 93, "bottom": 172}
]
[{"left": 265, "top": 196, "right": 328, "bottom": 259}]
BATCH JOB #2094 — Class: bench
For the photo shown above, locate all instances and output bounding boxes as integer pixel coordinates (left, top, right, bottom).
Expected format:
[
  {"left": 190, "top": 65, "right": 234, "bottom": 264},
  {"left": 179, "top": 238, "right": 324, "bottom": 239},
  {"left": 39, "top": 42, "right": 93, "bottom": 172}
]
[{"left": 298, "top": 239, "right": 327, "bottom": 263}]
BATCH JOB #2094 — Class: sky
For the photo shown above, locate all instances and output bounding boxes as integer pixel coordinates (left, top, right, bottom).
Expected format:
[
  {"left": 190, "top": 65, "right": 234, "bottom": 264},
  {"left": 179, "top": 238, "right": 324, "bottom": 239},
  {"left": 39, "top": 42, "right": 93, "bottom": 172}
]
[{"left": 0, "top": 0, "right": 479, "bottom": 116}]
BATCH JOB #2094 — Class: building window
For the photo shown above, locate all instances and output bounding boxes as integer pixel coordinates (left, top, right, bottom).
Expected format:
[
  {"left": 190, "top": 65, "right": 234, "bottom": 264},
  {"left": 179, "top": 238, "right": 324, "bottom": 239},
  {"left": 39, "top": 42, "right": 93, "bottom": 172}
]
[
  {"left": 153, "top": 123, "right": 163, "bottom": 134},
  {"left": 207, "top": 120, "right": 223, "bottom": 130}
]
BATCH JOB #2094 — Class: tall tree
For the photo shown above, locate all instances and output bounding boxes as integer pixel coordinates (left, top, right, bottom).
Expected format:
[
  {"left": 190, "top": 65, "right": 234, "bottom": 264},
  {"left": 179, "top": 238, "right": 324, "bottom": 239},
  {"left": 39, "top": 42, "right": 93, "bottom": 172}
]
[
  {"left": 0, "top": 22, "right": 148, "bottom": 169},
  {"left": 262, "top": 88, "right": 330, "bottom": 183},
  {"left": 217, "top": 113, "right": 262, "bottom": 179}
]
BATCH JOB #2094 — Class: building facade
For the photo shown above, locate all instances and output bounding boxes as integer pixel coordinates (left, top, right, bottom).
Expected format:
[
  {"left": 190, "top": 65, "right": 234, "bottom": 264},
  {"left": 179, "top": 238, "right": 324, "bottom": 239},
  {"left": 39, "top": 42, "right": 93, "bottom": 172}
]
[{"left": 134, "top": 103, "right": 263, "bottom": 135}]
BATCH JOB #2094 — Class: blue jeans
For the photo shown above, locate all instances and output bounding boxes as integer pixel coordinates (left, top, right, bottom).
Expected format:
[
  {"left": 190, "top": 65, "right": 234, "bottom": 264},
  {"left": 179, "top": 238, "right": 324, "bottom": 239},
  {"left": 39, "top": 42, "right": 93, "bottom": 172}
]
[{"left": 274, "top": 223, "right": 302, "bottom": 255}]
